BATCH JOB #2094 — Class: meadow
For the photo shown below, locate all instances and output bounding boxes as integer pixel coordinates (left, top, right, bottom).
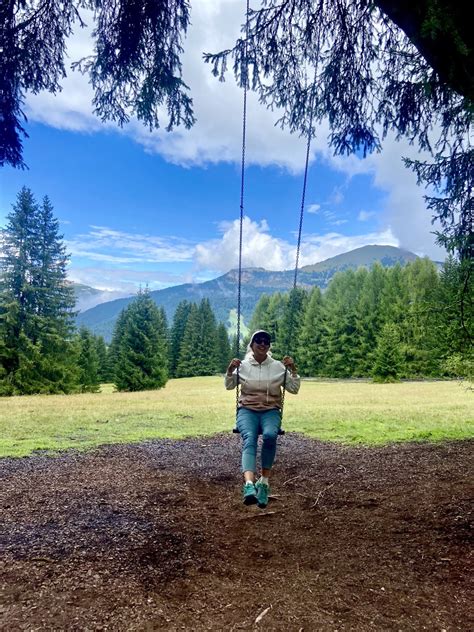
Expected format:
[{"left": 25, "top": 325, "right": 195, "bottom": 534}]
[{"left": 0, "top": 377, "right": 472, "bottom": 458}]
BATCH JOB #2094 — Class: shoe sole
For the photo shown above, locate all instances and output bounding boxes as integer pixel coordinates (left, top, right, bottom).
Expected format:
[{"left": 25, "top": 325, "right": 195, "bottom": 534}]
[
  {"left": 257, "top": 501, "right": 268, "bottom": 509},
  {"left": 243, "top": 494, "right": 258, "bottom": 506}
]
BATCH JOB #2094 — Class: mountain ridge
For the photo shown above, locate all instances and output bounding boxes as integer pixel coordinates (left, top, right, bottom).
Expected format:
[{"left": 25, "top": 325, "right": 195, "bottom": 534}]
[{"left": 76, "top": 245, "right": 420, "bottom": 341}]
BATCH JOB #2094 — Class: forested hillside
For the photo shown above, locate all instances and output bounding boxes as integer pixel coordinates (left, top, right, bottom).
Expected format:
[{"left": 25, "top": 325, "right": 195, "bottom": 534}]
[
  {"left": 1, "top": 188, "right": 471, "bottom": 395},
  {"left": 77, "top": 245, "right": 420, "bottom": 341},
  {"left": 247, "top": 258, "right": 472, "bottom": 380}
]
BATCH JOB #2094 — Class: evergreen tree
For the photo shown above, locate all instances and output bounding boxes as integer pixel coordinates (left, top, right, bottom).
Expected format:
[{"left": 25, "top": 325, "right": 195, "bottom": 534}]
[
  {"left": 321, "top": 270, "right": 364, "bottom": 377},
  {"left": 246, "top": 294, "right": 272, "bottom": 345},
  {"left": 198, "top": 299, "right": 219, "bottom": 374},
  {"left": 176, "top": 299, "right": 220, "bottom": 377},
  {"left": 216, "top": 322, "right": 232, "bottom": 373},
  {"left": 353, "top": 264, "right": 387, "bottom": 376},
  {"left": 298, "top": 287, "right": 325, "bottom": 376},
  {"left": 435, "top": 257, "right": 474, "bottom": 377},
  {"left": 168, "top": 300, "right": 192, "bottom": 377},
  {"left": 77, "top": 327, "right": 100, "bottom": 393},
  {"left": 176, "top": 303, "right": 202, "bottom": 377},
  {"left": 107, "top": 309, "right": 127, "bottom": 384},
  {"left": 263, "top": 292, "right": 288, "bottom": 358},
  {"left": 372, "top": 323, "right": 404, "bottom": 382},
  {"left": 277, "top": 287, "right": 308, "bottom": 359},
  {"left": 113, "top": 289, "right": 168, "bottom": 391},
  {"left": 379, "top": 264, "right": 408, "bottom": 330},
  {"left": 0, "top": 188, "right": 77, "bottom": 395},
  {"left": 94, "top": 335, "right": 108, "bottom": 383},
  {"left": 403, "top": 258, "right": 441, "bottom": 376},
  {"left": 4, "top": 2, "right": 471, "bottom": 265}
]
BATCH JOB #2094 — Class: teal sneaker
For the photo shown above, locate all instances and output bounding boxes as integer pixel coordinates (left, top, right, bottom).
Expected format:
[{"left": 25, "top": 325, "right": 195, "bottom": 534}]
[
  {"left": 242, "top": 482, "right": 258, "bottom": 506},
  {"left": 255, "top": 481, "right": 270, "bottom": 508}
]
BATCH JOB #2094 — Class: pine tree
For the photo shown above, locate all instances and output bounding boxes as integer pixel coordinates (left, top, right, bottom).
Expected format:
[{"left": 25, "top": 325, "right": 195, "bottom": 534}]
[
  {"left": 353, "top": 264, "right": 387, "bottom": 376},
  {"left": 435, "top": 257, "right": 474, "bottom": 377},
  {"left": 94, "top": 335, "right": 108, "bottom": 383},
  {"left": 107, "top": 308, "right": 127, "bottom": 384},
  {"left": 321, "top": 270, "right": 364, "bottom": 377},
  {"left": 403, "top": 258, "right": 440, "bottom": 376},
  {"left": 246, "top": 294, "right": 272, "bottom": 345},
  {"left": 216, "top": 322, "right": 232, "bottom": 373},
  {"left": 0, "top": 188, "right": 77, "bottom": 394},
  {"left": 263, "top": 292, "right": 288, "bottom": 358},
  {"left": 77, "top": 327, "right": 100, "bottom": 393},
  {"left": 198, "top": 299, "right": 219, "bottom": 374},
  {"left": 372, "top": 323, "right": 404, "bottom": 382},
  {"left": 168, "top": 300, "right": 192, "bottom": 377},
  {"left": 298, "top": 287, "right": 325, "bottom": 376},
  {"left": 175, "top": 299, "right": 220, "bottom": 377},
  {"left": 176, "top": 303, "right": 201, "bottom": 377},
  {"left": 277, "top": 287, "right": 308, "bottom": 359},
  {"left": 113, "top": 289, "right": 168, "bottom": 391}
]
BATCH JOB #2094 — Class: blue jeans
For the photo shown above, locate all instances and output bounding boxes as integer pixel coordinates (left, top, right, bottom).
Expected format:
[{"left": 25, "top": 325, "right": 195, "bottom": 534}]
[{"left": 236, "top": 407, "right": 282, "bottom": 473}]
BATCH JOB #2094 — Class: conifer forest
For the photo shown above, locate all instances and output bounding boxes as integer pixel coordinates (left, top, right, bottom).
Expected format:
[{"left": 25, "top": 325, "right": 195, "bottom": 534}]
[{"left": 1, "top": 187, "right": 472, "bottom": 396}]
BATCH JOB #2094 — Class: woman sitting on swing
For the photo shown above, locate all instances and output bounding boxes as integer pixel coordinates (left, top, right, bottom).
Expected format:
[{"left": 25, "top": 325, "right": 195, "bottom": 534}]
[{"left": 225, "top": 330, "right": 300, "bottom": 508}]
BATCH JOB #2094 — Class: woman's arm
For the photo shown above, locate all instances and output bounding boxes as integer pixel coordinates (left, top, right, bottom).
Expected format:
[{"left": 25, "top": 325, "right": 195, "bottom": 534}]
[
  {"left": 282, "top": 356, "right": 301, "bottom": 394},
  {"left": 224, "top": 358, "right": 241, "bottom": 390}
]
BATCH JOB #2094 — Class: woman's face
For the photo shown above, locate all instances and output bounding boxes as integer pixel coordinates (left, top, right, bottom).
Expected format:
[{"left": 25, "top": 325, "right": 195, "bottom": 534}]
[{"left": 251, "top": 335, "right": 271, "bottom": 361}]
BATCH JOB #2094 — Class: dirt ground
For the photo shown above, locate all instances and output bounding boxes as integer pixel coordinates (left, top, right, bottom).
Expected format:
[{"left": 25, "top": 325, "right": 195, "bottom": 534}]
[{"left": 1, "top": 434, "right": 472, "bottom": 631}]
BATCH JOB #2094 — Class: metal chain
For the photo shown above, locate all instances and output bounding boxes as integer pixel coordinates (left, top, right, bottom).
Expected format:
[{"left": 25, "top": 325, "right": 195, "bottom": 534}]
[
  {"left": 281, "top": 105, "right": 314, "bottom": 419},
  {"left": 235, "top": 0, "right": 250, "bottom": 418}
]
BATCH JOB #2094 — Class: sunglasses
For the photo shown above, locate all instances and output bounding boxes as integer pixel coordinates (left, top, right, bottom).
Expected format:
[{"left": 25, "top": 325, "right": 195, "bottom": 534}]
[{"left": 253, "top": 337, "right": 271, "bottom": 346}]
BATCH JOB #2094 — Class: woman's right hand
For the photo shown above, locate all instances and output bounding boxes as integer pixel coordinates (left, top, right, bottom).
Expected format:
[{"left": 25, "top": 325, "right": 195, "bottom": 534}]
[{"left": 226, "top": 358, "right": 241, "bottom": 375}]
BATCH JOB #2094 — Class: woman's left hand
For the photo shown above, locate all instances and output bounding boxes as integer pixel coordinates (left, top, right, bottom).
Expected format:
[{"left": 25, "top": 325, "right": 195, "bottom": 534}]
[{"left": 282, "top": 356, "right": 297, "bottom": 374}]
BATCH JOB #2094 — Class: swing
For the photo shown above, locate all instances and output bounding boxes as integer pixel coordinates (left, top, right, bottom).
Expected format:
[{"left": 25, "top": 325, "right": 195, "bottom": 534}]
[{"left": 231, "top": 0, "right": 313, "bottom": 435}]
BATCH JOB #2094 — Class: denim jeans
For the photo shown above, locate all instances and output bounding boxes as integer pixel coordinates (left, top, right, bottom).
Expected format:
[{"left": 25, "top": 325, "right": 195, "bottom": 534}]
[{"left": 236, "top": 407, "right": 282, "bottom": 473}]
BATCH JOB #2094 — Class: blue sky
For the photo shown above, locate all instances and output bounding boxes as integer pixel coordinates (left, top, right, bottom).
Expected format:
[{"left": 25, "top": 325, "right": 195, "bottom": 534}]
[{"left": 0, "top": 0, "right": 446, "bottom": 297}]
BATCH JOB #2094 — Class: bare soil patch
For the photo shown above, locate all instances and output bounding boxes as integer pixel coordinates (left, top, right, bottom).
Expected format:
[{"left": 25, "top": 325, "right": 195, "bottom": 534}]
[{"left": 1, "top": 435, "right": 472, "bottom": 631}]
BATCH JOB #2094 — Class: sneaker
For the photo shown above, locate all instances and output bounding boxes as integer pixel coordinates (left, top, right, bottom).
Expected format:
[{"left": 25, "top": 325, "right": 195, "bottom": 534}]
[
  {"left": 255, "top": 481, "right": 270, "bottom": 508},
  {"left": 242, "top": 482, "right": 258, "bottom": 506}
]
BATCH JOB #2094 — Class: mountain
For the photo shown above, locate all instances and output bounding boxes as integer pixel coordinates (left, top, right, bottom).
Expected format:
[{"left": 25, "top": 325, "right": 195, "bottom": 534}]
[
  {"left": 72, "top": 283, "right": 132, "bottom": 313},
  {"left": 76, "top": 245, "right": 419, "bottom": 341},
  {"left": 300, "top": 245, "right": 418, "bottom": 273}
]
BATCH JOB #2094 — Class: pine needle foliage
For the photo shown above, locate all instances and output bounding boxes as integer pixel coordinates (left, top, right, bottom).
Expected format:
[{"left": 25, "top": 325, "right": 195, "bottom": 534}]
[
  {"left": 112, "top": 289, "right": 168, "bottom": 392},
  {"left": 0, "top": 188, "right": 77, "bottom": 395}
]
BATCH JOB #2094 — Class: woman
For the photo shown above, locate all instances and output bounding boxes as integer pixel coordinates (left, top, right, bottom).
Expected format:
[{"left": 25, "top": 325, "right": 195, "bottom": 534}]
[{"left": 225, "top": 329, "right": 300, "bottom": 508}]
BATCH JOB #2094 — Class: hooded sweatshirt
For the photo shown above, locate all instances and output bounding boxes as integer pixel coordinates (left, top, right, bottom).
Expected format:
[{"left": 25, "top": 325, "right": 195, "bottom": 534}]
[{"left": 225, "top": 354, "right": 300, "bottom": 411}]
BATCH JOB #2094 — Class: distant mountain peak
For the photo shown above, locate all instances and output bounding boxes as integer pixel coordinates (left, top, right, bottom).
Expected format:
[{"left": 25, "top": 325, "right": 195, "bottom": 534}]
[
  {"left": 76, "top": 245, "right": 420, "bottom": 341},
  {"left": 300, "top": 244, "right": 417, "bottom": 273}
]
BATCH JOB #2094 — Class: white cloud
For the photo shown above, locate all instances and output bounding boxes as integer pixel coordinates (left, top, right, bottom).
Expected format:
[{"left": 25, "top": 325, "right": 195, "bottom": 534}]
[
  {"left": 66, "top": 226, "right": 195, "bottom": 264},
  {"left": 68, "top": 266, "right": 188, "bottom": 293},
  {"left": 300, "top": 228, "right": 399, "bottom": 266},
  {"left": 67, "top": 216, "right": 401, "bottom": 289},
  {"left": 195, "top": 216, "right": 292, "bottom": 271},
  {"left": 24, "top": 1, "right": 316, "bottom": 171},
  {"left": 23, "top": 0, "right": 447, "bottom": 261},
  {"left": 358, "top": 210, "right": 376, "bottom": 221},
  {"left": 307, "top": 204, "right": 321, "bottom": 214},
  {"left": 364, "top": 138, "right": 446, "bottom": 260},
  {"left": 193, "top": 215, "right": 399, "bottom": 274}
]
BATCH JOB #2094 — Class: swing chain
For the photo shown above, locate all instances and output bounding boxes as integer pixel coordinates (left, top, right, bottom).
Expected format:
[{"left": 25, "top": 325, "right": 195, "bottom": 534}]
[
  {"left": 234, "top": 4, "right": 312, "bottom": 427},
  {"left": 235, "top": 0, "right": 250, "bottom": 420}
]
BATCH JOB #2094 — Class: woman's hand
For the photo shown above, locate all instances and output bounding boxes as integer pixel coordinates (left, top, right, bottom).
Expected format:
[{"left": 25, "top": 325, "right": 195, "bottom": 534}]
[
  {"left": 227, "top": 358, "right": 242, "bottom": 376},
  {"left": 282, "top": 356, "right": 297, "bottom": 375}
]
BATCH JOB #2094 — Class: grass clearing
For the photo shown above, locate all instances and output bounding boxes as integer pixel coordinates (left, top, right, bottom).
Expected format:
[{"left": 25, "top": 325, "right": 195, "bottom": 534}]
[{"left": 0, "top": 377, "right": 472, "bottom": 457}]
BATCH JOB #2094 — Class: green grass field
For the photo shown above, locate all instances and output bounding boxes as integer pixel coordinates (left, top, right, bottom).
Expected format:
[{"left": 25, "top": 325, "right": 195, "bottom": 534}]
[{"left": 0, "top": 377, "right": 472, "bottom": 457}]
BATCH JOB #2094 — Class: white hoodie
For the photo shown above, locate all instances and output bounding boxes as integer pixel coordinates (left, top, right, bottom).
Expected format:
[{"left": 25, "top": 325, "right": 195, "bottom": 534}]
[{"left": 225, "top": 354, "right": 300, "bottom": 411}]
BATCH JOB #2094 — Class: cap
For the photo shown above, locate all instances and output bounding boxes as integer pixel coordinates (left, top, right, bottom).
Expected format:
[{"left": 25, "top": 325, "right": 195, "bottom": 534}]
[{"left": 250, "top": 330, "right": 271, "bottom": 345}]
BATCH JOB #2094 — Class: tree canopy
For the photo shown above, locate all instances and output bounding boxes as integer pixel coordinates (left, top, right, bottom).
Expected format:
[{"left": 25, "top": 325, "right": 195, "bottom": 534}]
[
  {"left": 1, "top": 0, "right": 472, "bottom": 258},
  {"left": 0, "top": 187, "right": 77, "bottom": 394}
]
